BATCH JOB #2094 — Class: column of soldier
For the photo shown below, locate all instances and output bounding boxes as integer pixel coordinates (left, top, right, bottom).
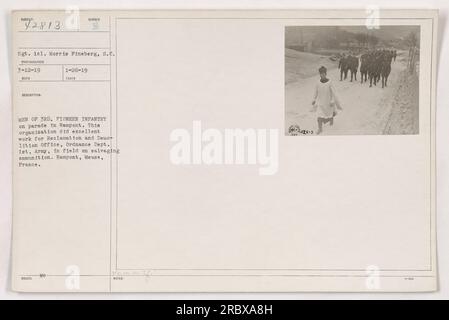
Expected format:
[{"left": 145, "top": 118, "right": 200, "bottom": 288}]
[{"left": 338, "top": 49, "right": 397, "bottom": 88}]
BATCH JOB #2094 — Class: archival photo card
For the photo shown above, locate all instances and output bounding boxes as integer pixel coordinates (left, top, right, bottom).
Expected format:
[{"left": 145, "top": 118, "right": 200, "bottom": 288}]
[{"left": 11, "top": 10, "right": 437, "bottom": 292}]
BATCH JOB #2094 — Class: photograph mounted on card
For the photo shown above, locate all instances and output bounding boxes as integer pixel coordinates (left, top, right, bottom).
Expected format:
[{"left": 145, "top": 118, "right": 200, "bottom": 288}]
[
  {"left": 11, "top": 9, "right": 437, "bottom": 292},
  {"left": 285, "top": 25, "right": 421, "bottom": 136}
]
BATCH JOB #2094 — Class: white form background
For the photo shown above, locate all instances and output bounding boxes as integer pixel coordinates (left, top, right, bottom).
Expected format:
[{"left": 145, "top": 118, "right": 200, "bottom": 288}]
[{"left": 0, "top": 0, "right": 447, "bottom": 299}]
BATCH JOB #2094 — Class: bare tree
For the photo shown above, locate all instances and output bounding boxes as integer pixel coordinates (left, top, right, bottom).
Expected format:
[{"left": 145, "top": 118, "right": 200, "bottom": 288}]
[{"left": 406, "top": 31, "right": 419, "bottom": 74}]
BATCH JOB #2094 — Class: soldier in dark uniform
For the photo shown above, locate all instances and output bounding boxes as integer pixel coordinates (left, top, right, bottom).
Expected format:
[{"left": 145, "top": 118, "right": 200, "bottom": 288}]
[
  {"left": 360, "top": 52, "right": 370, "bottom": 84},
  {"left": 380, "top": 51, "right": 393, "bottom": 88},
  {"left": 338, "top": 54, "right": 349, "bottom": 81},
  {"left": 348, "top": 54, "right": 359, "bottom": 82},
  {"left": 369, "top": 51, "right": 382, "bottom": 87}
]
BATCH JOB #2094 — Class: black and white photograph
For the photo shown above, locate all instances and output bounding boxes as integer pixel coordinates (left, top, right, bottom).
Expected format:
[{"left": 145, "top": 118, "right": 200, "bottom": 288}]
[{"left": 285, "top": 25, "right": 420, "bottom": 136}]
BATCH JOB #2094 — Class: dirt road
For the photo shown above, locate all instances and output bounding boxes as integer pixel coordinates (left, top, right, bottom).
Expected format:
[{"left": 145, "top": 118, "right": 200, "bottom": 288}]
[{"left": 285, "top": 55, "right": 409, "bottom": 135}]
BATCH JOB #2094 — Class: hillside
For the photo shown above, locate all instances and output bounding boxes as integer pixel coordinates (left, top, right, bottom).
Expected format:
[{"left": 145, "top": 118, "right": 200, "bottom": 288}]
[{"left": 285, "top": 49, "right": 338, "bottom": 84}]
